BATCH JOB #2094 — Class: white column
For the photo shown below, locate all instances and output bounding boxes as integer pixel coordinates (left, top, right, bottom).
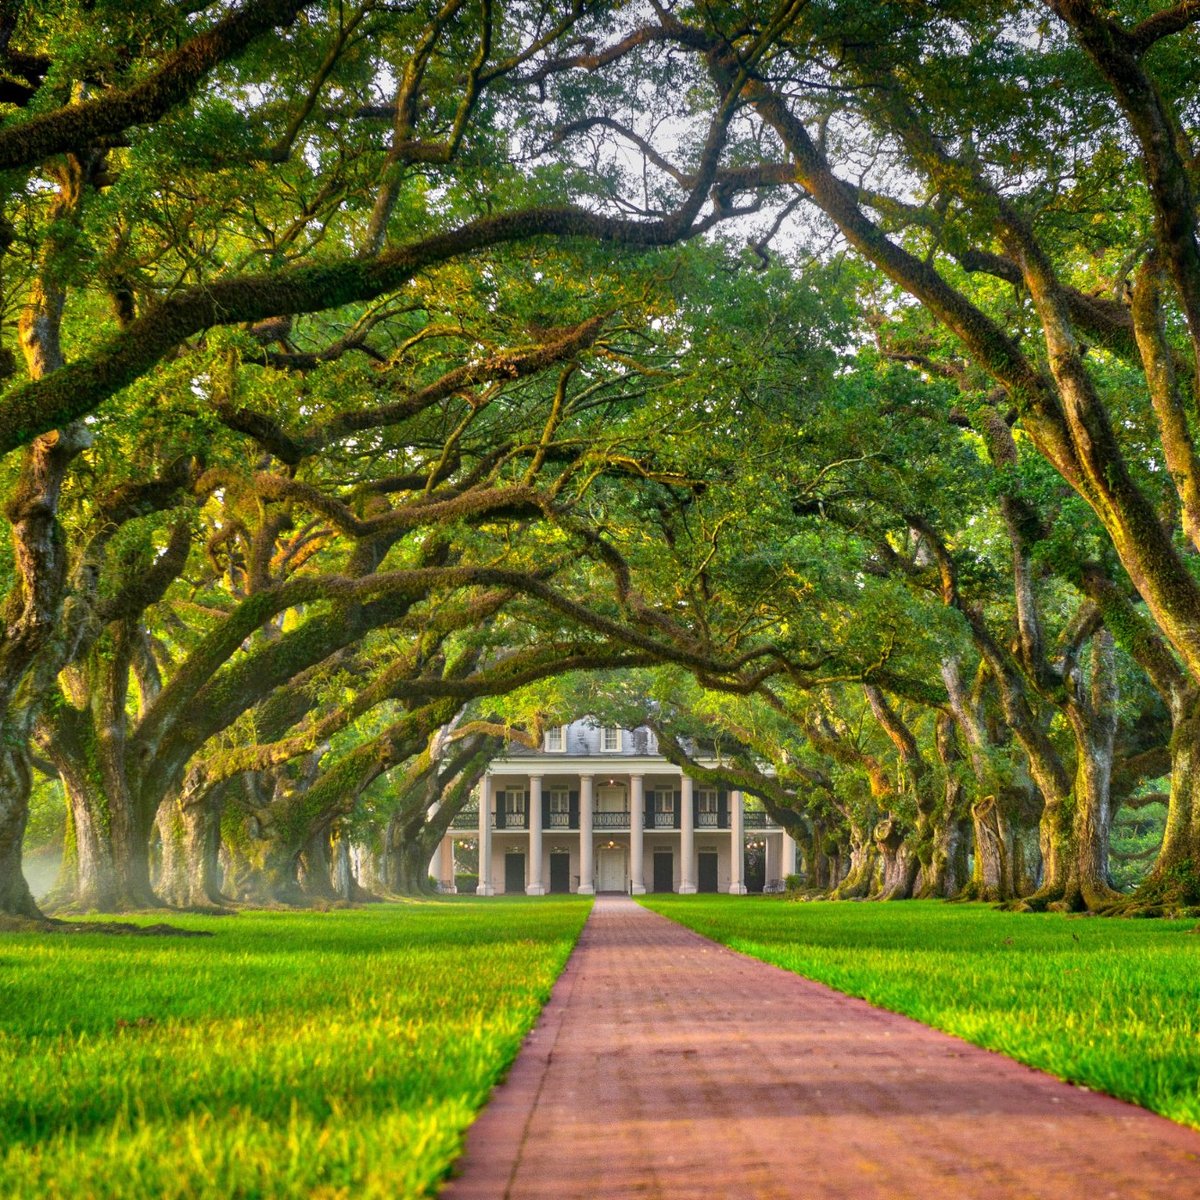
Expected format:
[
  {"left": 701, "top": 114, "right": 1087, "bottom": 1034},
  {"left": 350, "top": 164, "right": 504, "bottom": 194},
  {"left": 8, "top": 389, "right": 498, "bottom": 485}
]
[
  {"left": 578, "top": 774, "right": 594, "bottom": 894},
  {"left": 476, "top": 775, "right": 495, "bottom": 895},
  {"left": 439, "top": 836, "right": 456, "bottom": 893},
  {"left": 678, "top": 774, "right": 696, "bottom": 893},
  {"left": 782, "top": 827, "right": 798, "bottom": 878},
  {"left": 630, "top": 774, "right": 645, "bottom": 894},
  {"left": 427, "top": 801, "right": 441, "bottom": 881},
  {"left": 527, "top": 775, "right": 545, "bottom": 895},
  {"left": 729, "top": 788, "right": 747, "bottom": 893}
]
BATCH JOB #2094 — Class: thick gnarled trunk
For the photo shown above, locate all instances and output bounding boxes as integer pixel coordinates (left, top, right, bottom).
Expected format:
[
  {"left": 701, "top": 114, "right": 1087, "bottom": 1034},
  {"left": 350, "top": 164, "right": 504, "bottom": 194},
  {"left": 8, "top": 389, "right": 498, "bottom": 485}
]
[
  {"left": 965, "top": 792, "right": 1016, "bottom": 902},
  {"left": 830, "top": 820, "right": 877, "bottom": 899},
  {"left": 299, "top": 826, "right": 338, "bottom": 901},
  {"left": 873, "top": 815, "right": 919, "bottom": 900},
  {"left": 917, "top": 714, "right": 970, "bottom": 898},
  {"left": 0, "top": 751, "right": 40, "bottom": 918},
  {"left": 1126, "top": 694, "right": 1200, "bottom": 913},
  {"left": 54, "top": 765, "right": 157, "bottom": 912},
  {"left": 156, "top": 791, "right": 225, "bottom": 908}
]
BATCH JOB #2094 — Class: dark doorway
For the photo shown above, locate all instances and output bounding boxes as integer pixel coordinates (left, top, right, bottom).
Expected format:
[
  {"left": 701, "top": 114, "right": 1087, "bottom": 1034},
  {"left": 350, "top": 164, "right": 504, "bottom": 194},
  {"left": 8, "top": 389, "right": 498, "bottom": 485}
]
[
  {"left": 698, "top": 852, "right": 719, "bottom": 893},
  {"left": 653, "top": 851, "right": 674, "bottom": 893},
  {"left": 549, "top": 852, "right": 570, "bottom": 894},
  {"left": 745, "top": 846, "right": 766, "bottom": 894},
  {"left": 505, "top": 852, "right": 526, "bottom": 894}
]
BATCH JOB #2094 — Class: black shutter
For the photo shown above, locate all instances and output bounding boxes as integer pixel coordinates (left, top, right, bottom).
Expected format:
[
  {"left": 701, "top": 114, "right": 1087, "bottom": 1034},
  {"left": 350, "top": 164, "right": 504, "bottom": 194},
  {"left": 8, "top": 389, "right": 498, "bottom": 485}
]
[
  {"left": 542, "top": 793, "right": 550, "bottom": 826},
  {"left": 569, "top": 790, "right": 579, "bottom": 829},
  {"left": 718, "top": 789, "right": 729, "bottom": 828},
  {"left": 674, "top": 790, "right": 682, "bottom": 829},
  {"left": 496, "top": 795, "right": 505, "bottom": 830},
  {"left": 644, "top": 788, "right": 654, "bottom": 825}
]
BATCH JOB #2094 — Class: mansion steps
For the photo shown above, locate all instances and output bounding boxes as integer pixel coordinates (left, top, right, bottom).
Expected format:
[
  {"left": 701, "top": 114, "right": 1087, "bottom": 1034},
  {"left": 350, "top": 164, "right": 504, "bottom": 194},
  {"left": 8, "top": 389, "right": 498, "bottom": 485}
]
[{"left": 432, "top": 719, "right": 797, "bottom": 895}]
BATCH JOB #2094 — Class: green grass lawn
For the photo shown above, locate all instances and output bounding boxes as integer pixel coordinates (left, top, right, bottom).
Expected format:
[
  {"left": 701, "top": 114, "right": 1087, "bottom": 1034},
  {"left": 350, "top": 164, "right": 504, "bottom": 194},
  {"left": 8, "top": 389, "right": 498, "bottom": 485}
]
[
  {"left": 0, "top": 897, "right": 590, "bottom": 1199},
  {"left": 640, "top": 895, "right": 1200, "bottom": 1130}
]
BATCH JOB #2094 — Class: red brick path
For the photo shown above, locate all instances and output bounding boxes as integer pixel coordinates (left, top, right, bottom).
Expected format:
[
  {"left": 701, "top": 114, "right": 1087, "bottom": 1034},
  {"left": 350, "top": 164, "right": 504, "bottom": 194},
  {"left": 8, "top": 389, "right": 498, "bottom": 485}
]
[{"left": 441, "top": 897, "right": 1200, "bottom": 1199}]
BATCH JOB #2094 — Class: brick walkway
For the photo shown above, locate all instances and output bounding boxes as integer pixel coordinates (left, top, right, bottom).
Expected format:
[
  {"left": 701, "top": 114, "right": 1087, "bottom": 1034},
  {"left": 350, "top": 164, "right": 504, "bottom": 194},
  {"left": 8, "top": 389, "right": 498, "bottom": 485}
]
[{"left": 441, "top": 896, "right": 1200, "bottom": 1200}]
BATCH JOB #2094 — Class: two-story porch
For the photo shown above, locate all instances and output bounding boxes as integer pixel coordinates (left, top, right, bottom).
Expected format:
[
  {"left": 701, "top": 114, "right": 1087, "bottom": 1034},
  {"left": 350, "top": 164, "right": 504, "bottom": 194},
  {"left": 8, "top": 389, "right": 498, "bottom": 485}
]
[{"left": 438, "top": 763, "right": 797, "bottom": 896}]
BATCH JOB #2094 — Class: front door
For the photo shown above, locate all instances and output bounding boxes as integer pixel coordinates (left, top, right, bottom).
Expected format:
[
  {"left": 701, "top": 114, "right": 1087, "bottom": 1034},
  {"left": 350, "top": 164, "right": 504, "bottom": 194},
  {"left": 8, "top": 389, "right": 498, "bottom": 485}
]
[
  {"left": 549, "top": 852, "right": 570, "bottom": 894},
  {"left": 505, "top": 852, "right": 526, "bottom": 894},
  {"left": 698, "top": 851, "right": 719, "bottom": 893},
  {"left": 653, "top": 851, "right": 673, "bottom": 893},
  {"left": 597, "top": 846, "right": 626, "bottom": 892},
  {"left": 745, "top": 845, "right": 766, "bottom": 893}
]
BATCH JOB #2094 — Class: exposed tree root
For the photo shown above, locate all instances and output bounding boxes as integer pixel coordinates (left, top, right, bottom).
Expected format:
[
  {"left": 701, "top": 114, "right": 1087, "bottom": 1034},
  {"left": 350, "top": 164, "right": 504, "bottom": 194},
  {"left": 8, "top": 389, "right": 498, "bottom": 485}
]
[
  {"left": 1096, "top": 865, "right": 1200, "bottom": 919},
  {"left": 0, "top": 914, "right": 212, "bottom": 936}
]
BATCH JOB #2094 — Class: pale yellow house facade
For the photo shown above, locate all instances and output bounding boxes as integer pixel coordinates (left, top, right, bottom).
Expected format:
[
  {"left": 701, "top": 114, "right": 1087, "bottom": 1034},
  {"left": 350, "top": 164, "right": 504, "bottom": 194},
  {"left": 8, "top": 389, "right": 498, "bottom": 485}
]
[{"left": 433, "top": 719, "right": 796, "bottom": 895}]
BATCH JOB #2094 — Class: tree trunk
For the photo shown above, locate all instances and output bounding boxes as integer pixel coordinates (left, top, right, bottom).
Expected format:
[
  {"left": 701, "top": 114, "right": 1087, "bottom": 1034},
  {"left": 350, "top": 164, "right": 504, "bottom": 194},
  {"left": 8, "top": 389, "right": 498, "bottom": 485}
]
[
  {"left": 916, "top": 712, "right": 970, "bottom": 898},
  {"left": 965, "top": 792, "right": 1016, "bottom": 902},
  {"left": 48, "top": 743, "right": 158, "bottom": 911},
  {"left": 225, "top": 838, "right": 306, "bottom": 905},
  {"left": 332, "top": 828, "right": 354, "bottom": 901},
  {"left": 830, "top": 821, "right": 876, "bottom": 899},
  {"left": 0, "top": 750, "right": 41, "bottom": 918},
  {"left": 1119, "top": 692, "right": 1200, "bottom": 914},
  {"left": 872, "top": 815, "right": 919, "bottom": 900},
  {"left": 354, "top": 842, "right": 386, "bottom": 894},
  {"left": 299, "top": 827, "right": 337, "bottom": 901},
  {"left": 156, "top": 791, "right": 225, "bottom": 908},
  {"left": 392, "top": 843, "right": 438, "bottom": 894},
  {"left": 1020, "top": 632, "right": 1121, "bottom": 912},
  {"left": 803, "top": 828, "right": 832, "bottom": 890},
  {"left": 1059, "top": 725, "right": 1119, "bottom": 910}
]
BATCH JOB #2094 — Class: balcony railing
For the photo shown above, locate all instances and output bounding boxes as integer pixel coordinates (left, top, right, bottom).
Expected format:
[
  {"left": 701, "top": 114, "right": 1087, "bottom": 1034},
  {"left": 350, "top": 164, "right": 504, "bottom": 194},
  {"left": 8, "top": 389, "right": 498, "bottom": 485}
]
[
  {"left": 453, "top": 805, "right": 777, "bottom": 832},
  {"left": 594, "top": 810, "right": 630, "bottom": 828}
]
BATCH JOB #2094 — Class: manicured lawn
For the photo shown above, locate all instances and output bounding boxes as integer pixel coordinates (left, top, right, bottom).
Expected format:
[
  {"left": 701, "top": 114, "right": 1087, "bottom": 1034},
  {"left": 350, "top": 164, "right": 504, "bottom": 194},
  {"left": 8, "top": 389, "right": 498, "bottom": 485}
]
[
  {"left": 640, "top": 896, "right": 1200, "bottom": 1130},
  {"left": 0, "top": 898, "right": 590, "bottom": 1199}
]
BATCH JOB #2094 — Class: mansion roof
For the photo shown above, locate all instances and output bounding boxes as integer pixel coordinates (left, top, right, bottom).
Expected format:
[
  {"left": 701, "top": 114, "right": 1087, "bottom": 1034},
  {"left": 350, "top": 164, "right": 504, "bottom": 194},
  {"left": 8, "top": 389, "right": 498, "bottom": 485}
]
[{"left": 499, "top": 717, "right": 662, "bottom": 760}]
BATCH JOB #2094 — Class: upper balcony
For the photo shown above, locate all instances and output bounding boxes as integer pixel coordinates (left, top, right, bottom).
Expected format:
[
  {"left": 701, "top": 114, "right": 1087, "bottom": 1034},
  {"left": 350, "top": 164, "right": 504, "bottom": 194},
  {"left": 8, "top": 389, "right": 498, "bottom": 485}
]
[{"left": 449, "top": 804, "right": 777, "bottom": 832}]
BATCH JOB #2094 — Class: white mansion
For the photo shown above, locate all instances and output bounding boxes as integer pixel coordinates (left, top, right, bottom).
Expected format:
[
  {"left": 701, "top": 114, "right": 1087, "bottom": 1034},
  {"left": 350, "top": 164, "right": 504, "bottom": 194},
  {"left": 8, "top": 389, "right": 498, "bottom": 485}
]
[{"left": 433, "top": 719, "right": 796, "bottom": 895}]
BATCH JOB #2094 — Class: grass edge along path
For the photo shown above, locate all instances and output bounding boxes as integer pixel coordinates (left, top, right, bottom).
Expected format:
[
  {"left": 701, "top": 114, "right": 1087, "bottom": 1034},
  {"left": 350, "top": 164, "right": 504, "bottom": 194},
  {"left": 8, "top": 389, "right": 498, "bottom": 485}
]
[
  {"left": 0, "top": 897, "right": 591, "bottom": 1200},
  {"left": 639, "top": 895, "right": 1200, "bottom": 1132}
]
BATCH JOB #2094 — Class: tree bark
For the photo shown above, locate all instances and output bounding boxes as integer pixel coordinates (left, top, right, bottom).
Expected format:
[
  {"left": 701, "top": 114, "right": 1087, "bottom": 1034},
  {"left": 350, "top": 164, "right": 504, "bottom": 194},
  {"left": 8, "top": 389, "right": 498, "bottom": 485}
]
[
  {"left": 0, "top": 751, "right": 40, "bottom": 917},
  {"left": 873, "top": 815, "right": 920, "bottom": 900},
  {"left": 1126, "top": 692, "right": 1200, "bottom": 913},
  {"left": 155, "top": 789, "right": 226, "bottom": 908},
  {"left": 917, "top": 712, "right": 971, "bottom": 898},
  {"left": 299, "top": 827, "right": 338, "bottom": 901},
  {"left": 830, "top": 820, "right": 877, "bottom": 899}
]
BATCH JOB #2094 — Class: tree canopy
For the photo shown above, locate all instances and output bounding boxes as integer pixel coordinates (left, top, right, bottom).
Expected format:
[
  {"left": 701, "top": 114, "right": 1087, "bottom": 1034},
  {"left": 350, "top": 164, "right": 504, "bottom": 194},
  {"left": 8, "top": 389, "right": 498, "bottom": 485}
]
[{"left": 2, "top": 0, "right": 1199, "bottom": 919}]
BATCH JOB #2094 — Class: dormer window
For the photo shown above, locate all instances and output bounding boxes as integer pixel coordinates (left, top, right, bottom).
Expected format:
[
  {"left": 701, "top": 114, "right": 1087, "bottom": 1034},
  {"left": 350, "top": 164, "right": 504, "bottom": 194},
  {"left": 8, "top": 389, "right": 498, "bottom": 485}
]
[
  {"left": 601, "top": 726, "right": 621, "bottom": 753},
  {"left": 545, "top": 726, "right": 566, "bottom": 753}
]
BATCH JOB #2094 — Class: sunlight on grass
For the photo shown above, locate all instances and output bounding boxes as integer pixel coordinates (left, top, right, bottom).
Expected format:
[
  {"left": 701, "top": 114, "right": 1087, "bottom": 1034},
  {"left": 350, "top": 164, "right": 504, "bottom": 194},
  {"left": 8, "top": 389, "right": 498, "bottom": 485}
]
[
  {"left": 0, "top": 898, "right": 590, "bottom": 1198},
  {"left": 640, "top": 896, "right": 1200, "bottom": 1130}
]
